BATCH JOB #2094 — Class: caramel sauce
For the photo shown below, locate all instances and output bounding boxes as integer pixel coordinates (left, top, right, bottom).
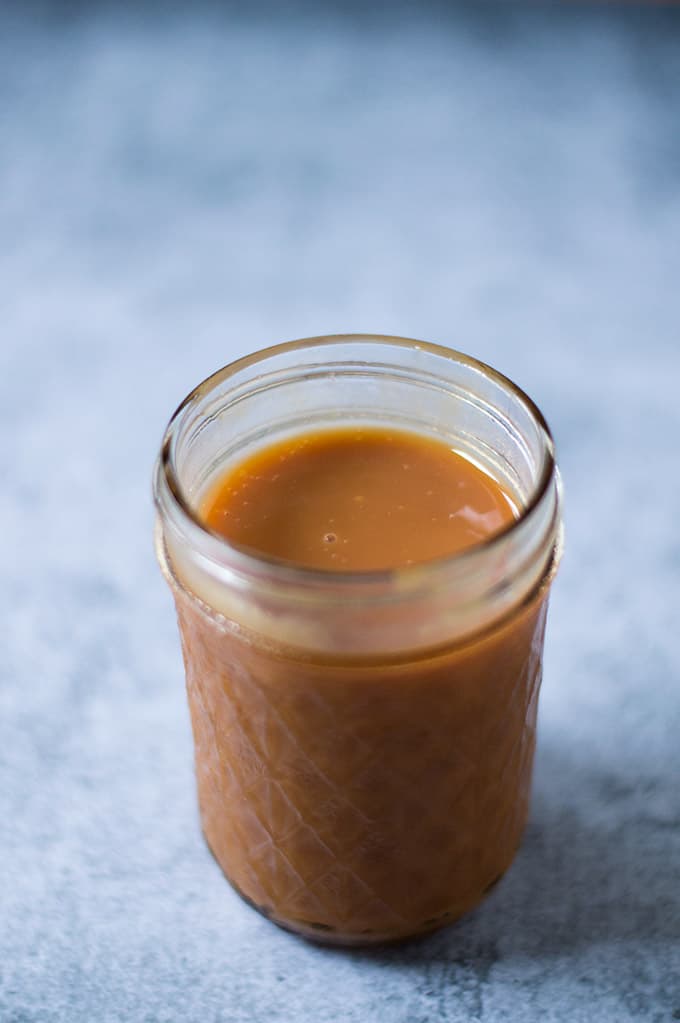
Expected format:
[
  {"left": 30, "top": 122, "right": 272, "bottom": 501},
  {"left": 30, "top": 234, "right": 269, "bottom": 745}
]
[
  {"left": 169, "top": 427, "right": 549, "bottom": 943},
  {"left": 201, "top": 427, "right": 517, "bottom": 571}
]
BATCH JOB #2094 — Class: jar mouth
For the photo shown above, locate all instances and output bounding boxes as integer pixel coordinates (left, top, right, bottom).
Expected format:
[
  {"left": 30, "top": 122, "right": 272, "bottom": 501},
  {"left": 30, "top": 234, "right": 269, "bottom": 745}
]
[{"left": 154, "top": 334, "right": 558, "bottom": 591}]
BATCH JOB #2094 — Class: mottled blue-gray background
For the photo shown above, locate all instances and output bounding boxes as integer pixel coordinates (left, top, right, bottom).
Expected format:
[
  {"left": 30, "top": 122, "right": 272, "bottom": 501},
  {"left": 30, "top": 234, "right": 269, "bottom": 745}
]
[{"left": 1, "top": 3, "right": 679, "bottom": 1021}]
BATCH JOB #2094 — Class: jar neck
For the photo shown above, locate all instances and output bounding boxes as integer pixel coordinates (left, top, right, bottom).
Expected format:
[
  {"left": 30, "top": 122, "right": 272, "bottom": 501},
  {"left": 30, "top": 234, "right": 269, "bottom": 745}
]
[{"left": 153, "top": 335, "right": 562, "bottom": 658}]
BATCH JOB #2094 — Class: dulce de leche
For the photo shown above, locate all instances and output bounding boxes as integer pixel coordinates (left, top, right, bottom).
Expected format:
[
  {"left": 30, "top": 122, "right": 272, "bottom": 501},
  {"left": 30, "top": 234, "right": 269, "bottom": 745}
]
[{"left": 164, "top": 425, "right": 554, "bottom": 943}]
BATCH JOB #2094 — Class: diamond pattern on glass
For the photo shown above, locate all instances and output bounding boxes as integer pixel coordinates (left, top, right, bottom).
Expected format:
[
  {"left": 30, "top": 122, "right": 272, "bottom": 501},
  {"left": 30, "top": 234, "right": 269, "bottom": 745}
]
[{"left": 176, "top": 588, "right": 550, "bottom": 940}]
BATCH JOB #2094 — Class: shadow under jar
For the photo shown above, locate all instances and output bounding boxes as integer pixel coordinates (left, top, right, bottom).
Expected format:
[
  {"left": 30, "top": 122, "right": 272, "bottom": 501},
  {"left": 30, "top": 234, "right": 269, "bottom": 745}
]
[{"left": 153, "top": 335, "right": 563, "bottom": 946}]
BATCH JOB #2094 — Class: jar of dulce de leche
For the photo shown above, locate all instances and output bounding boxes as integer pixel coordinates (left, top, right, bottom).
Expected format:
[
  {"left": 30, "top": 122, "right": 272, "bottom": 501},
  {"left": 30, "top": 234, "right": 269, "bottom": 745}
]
[{"left": 153, "top": 335, "right": 563, "bottom": 945}]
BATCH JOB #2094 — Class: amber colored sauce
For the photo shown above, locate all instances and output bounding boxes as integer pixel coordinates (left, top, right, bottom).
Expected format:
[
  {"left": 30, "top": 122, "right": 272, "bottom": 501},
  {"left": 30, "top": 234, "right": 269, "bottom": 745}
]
[
  {"left": 200, "top": 427, "right": 517, "bottom": 571},
  {"left": 170, "top": 426, "right": 550, "bottom": 944}
]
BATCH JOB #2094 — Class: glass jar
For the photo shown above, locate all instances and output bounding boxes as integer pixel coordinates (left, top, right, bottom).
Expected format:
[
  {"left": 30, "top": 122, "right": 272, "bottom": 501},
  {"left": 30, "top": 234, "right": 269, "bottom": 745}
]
[{"left": 153, "top": 334, "right": 562, "bottom": 945}]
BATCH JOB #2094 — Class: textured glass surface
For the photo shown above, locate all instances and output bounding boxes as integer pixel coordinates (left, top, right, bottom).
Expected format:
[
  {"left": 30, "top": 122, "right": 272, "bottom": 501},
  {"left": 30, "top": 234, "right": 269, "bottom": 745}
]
[{"left": 168, "top": 551, "right": 550, "bottom": 944}]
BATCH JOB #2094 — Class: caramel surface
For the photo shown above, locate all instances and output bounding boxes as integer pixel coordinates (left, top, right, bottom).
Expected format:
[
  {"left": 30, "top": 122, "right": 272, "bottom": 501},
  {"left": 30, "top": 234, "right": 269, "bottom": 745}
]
[{"left": 200, "top": 427, "right": 516, "bottom": 571}]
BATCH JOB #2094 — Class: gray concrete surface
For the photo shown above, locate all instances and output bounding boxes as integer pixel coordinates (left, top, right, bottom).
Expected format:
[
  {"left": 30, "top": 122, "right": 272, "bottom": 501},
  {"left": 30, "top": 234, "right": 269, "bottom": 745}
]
[{"left": 1, "top": 4, "right": 679, "bottom": 1021}]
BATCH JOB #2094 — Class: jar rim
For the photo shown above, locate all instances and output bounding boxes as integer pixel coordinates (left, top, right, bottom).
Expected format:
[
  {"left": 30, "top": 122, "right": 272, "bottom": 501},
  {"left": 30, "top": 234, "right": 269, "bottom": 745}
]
[{"left": 154, "top": 333, "right": 558, "bottom": 591}]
